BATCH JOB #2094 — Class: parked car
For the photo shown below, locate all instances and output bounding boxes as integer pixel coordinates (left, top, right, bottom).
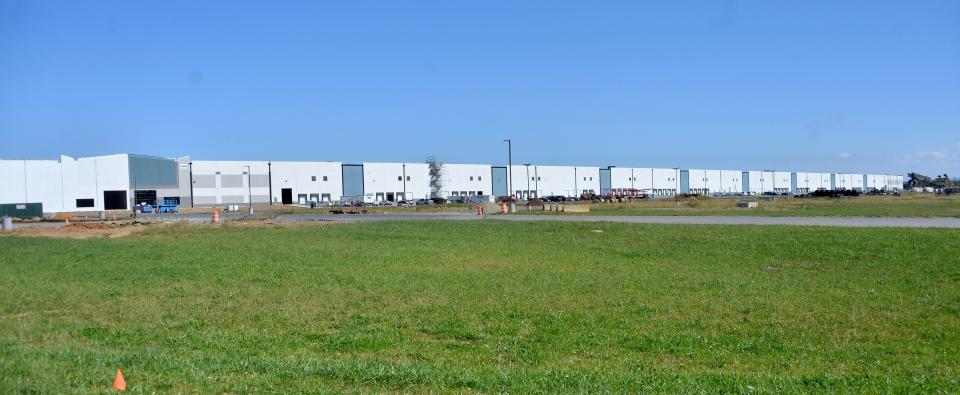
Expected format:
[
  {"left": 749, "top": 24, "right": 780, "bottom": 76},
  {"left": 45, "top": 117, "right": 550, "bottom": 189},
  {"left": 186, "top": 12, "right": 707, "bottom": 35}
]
[
  {"left": 446, "top": 196, "right": 466, "bottom": 204},
  {"left": 431, "top": 197, "right": 447, "bottom": 204},
  {"left": 415, "top": 198, "right": 434, "bottom": 205}
]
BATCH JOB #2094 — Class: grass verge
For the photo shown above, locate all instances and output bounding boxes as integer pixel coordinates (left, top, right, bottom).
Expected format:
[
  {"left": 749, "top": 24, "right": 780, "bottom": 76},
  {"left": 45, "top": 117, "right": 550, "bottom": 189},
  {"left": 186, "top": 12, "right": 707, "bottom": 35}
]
[{"left": 1, "top": 220, "right": 958, "bottom": 392}]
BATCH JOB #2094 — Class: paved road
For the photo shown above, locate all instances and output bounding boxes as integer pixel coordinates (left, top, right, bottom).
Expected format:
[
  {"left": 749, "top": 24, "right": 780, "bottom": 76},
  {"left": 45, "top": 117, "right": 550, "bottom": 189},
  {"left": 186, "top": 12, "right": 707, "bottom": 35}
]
[{"left": 275, "top": 213, "right": 960, "bottom": 228}]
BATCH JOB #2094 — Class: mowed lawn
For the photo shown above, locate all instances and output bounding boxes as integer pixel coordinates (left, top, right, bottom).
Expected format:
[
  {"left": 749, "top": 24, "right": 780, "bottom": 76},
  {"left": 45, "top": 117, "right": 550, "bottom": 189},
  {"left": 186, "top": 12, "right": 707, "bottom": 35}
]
[
  {"left": 1, "top": 221, "right": 959, "bottom": 393},
  {"left": 524, "top": 194, "right": 960, "bottom": 217}
]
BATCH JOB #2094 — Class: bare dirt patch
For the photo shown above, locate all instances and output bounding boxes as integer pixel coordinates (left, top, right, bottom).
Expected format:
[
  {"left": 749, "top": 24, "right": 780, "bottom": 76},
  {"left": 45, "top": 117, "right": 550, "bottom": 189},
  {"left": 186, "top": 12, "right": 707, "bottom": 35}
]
[
  {"left": 7, "top": 222, "right": 147, "bottom": 239},
  {"left": 5, "top": 218, "right": 345, "bottom": 240}
]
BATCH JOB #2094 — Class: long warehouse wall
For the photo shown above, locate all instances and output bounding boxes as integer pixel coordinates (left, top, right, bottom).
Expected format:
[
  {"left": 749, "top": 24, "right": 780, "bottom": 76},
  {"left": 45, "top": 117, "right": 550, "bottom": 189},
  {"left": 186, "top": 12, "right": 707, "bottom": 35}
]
[{"left": 0, "top": 153, "right": 905, "bottom": 214}]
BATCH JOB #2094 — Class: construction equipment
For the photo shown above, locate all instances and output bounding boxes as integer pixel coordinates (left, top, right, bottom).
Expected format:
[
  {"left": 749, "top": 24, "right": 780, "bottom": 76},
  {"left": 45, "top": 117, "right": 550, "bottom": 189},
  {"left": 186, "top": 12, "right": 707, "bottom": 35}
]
[
  {"left": 154, "top": 199, "right": 180, "bottom": 213},
  {"left": 132, "top": 199, "right": 179, "bottom": 216},
  {"left": 906, "top": 173, "right": 954, "bottom": 190}
]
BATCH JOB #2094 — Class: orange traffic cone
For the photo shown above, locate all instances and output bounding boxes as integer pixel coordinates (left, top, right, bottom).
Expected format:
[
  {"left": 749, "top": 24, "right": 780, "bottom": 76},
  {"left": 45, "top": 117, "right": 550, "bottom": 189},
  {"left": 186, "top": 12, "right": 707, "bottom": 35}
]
[{"left": 113, "top": 368, "right": 126, "bottom": 391}]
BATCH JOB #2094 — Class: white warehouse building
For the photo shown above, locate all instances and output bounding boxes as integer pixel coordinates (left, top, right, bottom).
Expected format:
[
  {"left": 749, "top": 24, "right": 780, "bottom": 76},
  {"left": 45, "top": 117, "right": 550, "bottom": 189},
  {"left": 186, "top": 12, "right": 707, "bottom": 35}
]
[{"left": 0, "top": 152, "right": 904, "bottom": 215}]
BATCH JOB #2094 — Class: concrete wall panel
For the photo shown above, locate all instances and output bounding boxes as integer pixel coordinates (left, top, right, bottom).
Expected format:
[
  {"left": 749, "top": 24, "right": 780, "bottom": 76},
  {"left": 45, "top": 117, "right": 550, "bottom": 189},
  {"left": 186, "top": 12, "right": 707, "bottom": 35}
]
[
  {"left": 193, "top": 175, "right": 216, "bottom": 188},
  {"left": 220, "top": 175, "right": 244, "bottom": 188}
]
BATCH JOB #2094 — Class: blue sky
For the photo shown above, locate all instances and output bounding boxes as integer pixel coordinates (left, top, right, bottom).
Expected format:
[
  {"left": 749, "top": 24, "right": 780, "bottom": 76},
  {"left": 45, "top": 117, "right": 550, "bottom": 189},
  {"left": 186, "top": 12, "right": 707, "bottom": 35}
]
[{"left": 1, "top": 1, "right": 958, "bottom": 175}]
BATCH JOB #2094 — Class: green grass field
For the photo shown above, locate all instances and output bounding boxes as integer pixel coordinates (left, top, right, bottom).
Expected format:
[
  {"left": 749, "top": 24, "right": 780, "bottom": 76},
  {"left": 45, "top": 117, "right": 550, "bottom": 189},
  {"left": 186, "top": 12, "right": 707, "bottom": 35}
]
[
  {"left": 2, "top": 221, "right": 959, "bottom": 393},
  {"left": 526, "top": 194, "right": 960, "bottom": 217}
]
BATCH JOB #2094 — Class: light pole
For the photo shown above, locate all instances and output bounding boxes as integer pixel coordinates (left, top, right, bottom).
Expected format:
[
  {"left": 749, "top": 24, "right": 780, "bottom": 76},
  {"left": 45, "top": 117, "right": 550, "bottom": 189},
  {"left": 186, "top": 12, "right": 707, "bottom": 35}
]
[
  {"left": 651, "top": 168, "right": 655, "bottom": 197},
  {"left": 771, "top": 170, "right": 776, "bottom": 194},
  {"left": 189, "top": 161, "right": 195, "bottom": 208},
  {"left": 534, "top": 166, "right": 539, "bottom": 198},
  {"left": 244, "top": 165, "right": 253, "bottom": 214},
  {"left": 720, "top": 170, "right": 724, "bottom": 194},
  {"left": 672, "top": 167, "right": 679, "bottom": 196},
  {"left": 503, "top": 139, "right": 512, "bottom": 198},
  {"left": 402, "top": 163, "right": 407, "bottom": 202},
  {"left": 703, "top": 170, "right": 707, "bottom": 195},
  {"left": 761, "top": 173, "right": 765, "bottom": 195},
  {"left": 574, "top": 167, "right": 579, "bottom": 198},
  {"left": 523, "top": 163, "right": 531, "bottom": 200}
]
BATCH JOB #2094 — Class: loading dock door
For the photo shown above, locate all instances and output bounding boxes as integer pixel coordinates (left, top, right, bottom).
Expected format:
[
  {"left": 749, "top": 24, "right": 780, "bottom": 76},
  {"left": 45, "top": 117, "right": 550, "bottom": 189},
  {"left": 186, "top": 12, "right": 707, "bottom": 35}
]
[
  {"left": 599, "top": 168, "right": 611, "bottom": 195},
  {"left": 679, "top": 170, "right": 690, "bottom": 194},
  {"left": 103, "top": 191, "right": 128, "bottom": 210},
  {"left": 342, "top": 164, "right": 364, "bottom": 197},
  {"left": 134, "top": 190, "right": 157, "bottom": 205},
  {"left": 281, "top": 188, "right": 293, "bottom": 204},
  {"left": 491, "top": 167, "right": 507, "bottom": 197}
]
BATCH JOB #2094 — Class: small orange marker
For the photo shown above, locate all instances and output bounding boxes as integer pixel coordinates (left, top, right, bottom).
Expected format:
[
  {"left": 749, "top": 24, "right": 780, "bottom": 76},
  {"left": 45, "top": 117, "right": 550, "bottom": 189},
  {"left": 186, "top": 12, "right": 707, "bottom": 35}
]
[{"left": 113, "top": 368, "right": 126, "bottom": 391}]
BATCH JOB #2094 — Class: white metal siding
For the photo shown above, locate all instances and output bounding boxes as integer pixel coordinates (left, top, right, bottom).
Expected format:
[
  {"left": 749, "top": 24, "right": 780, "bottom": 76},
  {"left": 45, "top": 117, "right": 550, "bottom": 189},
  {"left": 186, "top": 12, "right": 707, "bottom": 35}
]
[
  {"left": 363, "top": 162, "right": 430, "bottom": 201},
  {"left": 442, "top": 164, "right": 492, "bottom": 198}
]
